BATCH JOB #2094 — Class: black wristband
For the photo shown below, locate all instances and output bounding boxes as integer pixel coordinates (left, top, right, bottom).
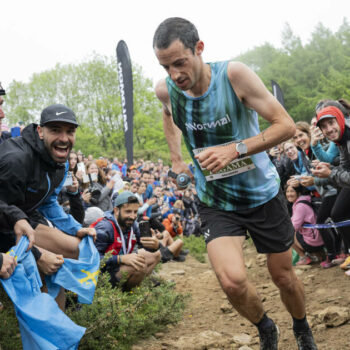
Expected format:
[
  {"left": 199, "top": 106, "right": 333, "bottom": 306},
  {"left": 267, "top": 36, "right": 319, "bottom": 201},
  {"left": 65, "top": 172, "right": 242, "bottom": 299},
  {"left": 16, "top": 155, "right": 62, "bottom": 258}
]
[
  {"left": 0, "top": 253, "right": 3, "bottom": 270},
  {"left": 31, "top": 246, "right": 42, "bottom": 261}
]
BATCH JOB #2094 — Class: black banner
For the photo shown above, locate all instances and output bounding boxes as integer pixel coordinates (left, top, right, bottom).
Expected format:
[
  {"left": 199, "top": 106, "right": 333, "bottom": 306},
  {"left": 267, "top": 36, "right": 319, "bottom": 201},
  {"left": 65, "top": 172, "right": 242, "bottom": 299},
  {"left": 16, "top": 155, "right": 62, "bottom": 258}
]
[
  {"left": 271, "top": 80, "right": 285, "bottom": 108},
  {"left": 116, "top": 40, "right": 134, "bottom": 166}
]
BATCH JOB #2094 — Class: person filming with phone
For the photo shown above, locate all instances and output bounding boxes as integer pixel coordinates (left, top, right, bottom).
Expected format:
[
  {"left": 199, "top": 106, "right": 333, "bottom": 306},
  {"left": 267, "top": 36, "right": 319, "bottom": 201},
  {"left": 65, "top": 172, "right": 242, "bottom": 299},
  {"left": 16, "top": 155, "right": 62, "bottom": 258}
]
[{"left": 93, "top": 191, "right": 161, "bottom": 290}]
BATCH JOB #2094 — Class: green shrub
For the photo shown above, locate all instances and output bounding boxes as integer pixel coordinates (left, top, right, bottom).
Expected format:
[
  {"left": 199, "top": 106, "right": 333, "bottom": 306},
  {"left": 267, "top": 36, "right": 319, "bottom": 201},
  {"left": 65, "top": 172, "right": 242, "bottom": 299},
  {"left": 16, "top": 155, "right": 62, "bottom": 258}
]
[
  {"left": 67, "top": 271, "right": 189, "bottom": 350},
  {"left": 182, "top": 235, "right": 207, "bottom": 263},
  {"left": 0, "top": 289, "right": 22, "bottom": 350},
  {"left": 0, "top": 270, "right": 188, "bottom": 350}
]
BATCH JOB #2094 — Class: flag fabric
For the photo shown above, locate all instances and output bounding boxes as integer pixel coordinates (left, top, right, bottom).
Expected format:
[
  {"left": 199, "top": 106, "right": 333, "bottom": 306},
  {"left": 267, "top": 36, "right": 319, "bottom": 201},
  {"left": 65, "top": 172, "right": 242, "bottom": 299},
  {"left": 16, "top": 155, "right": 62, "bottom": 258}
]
[
  {"left": 46, "top": 236, "right": 100, "bottom": 304},
  {"left": 0, "top": 237, "right": 86, "bottom": 350},
  {"left": 116, "top": 40, "right": 134, "bottom": 166},
  {"left": 271, "top": 80, "right": 285, "bottom": 107}
]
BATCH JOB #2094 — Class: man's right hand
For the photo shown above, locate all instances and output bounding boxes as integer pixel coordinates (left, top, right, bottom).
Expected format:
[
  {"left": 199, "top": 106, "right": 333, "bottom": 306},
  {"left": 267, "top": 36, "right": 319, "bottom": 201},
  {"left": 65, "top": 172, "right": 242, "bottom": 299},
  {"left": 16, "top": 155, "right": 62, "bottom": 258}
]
[
  {"left": 14, "top": 219, "right": 35, "bottom": 250},
  {"left": 0, "top": 253, "right": 17, "bottom": 279},
  {"left": 171, "top": 161, "right": 194, "bottom": 189},
  {"left": 36, "top": 250, "right": 64, "bottom": 275},
  {"left": 122, "top": 253, "right": 146, "bottom": 271}
]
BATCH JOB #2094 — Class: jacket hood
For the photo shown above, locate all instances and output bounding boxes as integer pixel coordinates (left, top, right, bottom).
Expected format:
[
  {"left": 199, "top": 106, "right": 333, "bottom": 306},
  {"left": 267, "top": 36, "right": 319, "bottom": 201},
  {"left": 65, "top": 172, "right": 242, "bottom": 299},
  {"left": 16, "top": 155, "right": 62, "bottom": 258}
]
[
  {"left": 104, "top": 210, "right": 117, "bottom": 223},
  {"left": 21, "top": 123, "right": 64, "bottom": 169}
]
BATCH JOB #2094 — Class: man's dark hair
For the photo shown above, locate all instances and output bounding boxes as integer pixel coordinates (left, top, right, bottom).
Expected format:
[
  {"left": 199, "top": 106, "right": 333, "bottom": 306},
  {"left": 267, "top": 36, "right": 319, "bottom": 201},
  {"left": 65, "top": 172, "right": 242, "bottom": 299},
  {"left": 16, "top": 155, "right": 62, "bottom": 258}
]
[{"left": 153, "top": 17, "right": 199, "bottom": 53}]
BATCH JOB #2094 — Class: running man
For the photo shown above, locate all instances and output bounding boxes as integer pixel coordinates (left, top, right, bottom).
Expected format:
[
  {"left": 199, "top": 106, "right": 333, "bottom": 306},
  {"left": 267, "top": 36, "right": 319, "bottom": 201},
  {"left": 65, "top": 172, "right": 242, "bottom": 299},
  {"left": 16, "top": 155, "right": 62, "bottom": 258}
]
[{"left": 153, "top": 17, "right": 317, "bottom": 350}]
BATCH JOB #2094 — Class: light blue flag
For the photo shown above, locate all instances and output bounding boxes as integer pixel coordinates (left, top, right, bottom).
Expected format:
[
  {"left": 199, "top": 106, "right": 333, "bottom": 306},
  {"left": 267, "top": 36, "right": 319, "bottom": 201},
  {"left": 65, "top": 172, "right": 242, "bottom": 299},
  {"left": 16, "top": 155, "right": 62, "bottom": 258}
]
[
  {"left": 0, "top": 237, "right": 86, "bottom": 350},
  {"left": 46, "top": 236, "right": 100, "bottom": 304}
]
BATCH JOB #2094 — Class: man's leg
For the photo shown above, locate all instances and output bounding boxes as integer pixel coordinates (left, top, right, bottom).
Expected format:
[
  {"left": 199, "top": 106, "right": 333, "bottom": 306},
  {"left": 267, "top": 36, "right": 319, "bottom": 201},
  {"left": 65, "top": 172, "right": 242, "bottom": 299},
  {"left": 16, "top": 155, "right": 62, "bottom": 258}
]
[
  {"left": 138, "top": 249, "right": 161, "bottom": 275},
  {"left": 208, "top": 236, "right": 279, "bottom": 350},
  {"left": 267, "top": 249, "right": 317, "bottom": 349},
  {"left": 117, "top": 265, "right": 147, "bottom": 290},
  {"left": 267, "top": 249, "right": 305, "bottom": 319},
  {"left": 34, "top": 224, "right": 81, "bottom": 259},
  {"left": 207, "top": 236, "right": 264, "bottom": 323}
]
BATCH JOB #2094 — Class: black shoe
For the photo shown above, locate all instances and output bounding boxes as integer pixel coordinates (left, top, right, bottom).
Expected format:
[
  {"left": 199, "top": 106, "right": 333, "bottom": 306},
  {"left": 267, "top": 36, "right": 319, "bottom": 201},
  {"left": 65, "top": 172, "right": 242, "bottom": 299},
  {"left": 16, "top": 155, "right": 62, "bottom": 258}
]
[
  {"left": 294, "top": 328, "right": 318, "bottom": 350},
  {"left": 159, "top": 246, "right": 174, "bottom": 263},
  {"left": 173, "top": 254, "right": 186, "bottom": 262},
  {"left": 259, "top": 324, "right": 279, "bottom": 350},
  {"left": 179, "top": 249, "right": 189, "bottom": 256}
]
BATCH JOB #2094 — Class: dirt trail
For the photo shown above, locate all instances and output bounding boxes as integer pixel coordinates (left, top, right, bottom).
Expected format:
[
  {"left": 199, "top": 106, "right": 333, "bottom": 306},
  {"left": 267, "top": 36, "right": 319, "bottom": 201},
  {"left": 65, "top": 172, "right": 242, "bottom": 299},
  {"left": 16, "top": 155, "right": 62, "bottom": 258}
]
[{"left": 136, "top": 244, "right": 350, "bottom": 350}]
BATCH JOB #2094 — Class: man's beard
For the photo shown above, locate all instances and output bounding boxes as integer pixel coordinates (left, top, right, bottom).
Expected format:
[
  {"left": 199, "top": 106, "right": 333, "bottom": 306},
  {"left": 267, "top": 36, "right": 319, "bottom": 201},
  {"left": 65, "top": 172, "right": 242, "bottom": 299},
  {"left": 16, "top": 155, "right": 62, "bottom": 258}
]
[{"left": 118, "top": 213, "right": 134, "bottom": 230}]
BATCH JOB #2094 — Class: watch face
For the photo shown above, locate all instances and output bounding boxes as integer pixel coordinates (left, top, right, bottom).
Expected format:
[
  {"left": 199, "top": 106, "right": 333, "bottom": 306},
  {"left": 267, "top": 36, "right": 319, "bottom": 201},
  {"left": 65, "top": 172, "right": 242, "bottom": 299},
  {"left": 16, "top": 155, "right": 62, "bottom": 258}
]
[{"left": 237, "top": 142, "right": 247, "bottom": 155}]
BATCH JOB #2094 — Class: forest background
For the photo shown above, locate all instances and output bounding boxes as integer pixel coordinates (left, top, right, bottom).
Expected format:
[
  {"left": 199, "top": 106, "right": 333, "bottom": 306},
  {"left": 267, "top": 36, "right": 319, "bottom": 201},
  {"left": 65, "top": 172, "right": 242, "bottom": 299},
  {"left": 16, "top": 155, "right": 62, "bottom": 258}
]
[{"left": 3, "top": 20, "right": 350, "bottom": 162}]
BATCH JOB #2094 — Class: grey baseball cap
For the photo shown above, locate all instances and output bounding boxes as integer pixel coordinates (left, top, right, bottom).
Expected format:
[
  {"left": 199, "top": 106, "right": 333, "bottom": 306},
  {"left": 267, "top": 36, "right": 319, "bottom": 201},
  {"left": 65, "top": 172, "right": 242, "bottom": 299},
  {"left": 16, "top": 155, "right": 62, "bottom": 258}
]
[
  {"left": 40, "top": 104, "right": 78, "bottom": 127},
  {"left": 113, "top": 191, "right": 138, "bottom": 207}
]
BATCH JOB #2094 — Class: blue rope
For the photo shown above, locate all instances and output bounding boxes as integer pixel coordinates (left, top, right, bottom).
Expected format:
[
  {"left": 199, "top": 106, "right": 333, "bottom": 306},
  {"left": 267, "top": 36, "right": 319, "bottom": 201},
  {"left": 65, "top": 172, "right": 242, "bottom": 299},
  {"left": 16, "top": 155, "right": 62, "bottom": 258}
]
[{"left": 303, "top": 219, "right": 350, "bottom": 229}]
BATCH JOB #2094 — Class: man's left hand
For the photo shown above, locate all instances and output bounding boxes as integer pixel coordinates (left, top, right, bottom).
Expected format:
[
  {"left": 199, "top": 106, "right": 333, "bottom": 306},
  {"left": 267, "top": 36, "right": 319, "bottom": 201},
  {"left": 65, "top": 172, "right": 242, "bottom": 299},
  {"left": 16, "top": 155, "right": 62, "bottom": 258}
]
[
  {"left": 76, "top": 227, "right": 97, "bottom": 241},
  {"left": 195, "top": 143, "right": 237, "bottom": 173},
  {"left": 300, "top": 176, "right": 315, "bottom": 187},
  {"left": 140, "top": 236, "right": 160, "bottom": 250}
]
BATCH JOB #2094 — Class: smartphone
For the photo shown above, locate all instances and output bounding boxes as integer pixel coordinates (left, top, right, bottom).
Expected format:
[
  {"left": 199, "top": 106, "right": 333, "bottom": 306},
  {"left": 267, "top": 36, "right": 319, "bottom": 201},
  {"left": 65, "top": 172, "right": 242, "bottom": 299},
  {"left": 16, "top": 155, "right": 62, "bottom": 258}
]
[
  {"left": 139, "top": 220, "right": 151, "bottom": 238},
  {"left": 63, "top": 171, "right": 73, "bottom": 186}
]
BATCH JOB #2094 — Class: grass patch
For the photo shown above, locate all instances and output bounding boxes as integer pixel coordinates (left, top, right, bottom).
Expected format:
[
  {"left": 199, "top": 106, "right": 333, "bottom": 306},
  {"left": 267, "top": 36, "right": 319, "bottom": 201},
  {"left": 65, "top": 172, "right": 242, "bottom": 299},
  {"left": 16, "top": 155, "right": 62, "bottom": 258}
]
[
  {"left": 0, "top": 268, "right": 189, "bottom": 350},
  {"left": 182, "top": 235, "right": 207, "bottom": 263},
  {"left": 0, "top": 289, "right": 21, "bottom": 350}
]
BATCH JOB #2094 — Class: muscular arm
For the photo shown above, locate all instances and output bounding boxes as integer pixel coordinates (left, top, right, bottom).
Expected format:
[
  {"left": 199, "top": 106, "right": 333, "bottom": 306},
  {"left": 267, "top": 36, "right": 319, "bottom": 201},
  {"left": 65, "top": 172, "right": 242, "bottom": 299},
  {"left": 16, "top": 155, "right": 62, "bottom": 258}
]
[
  {"left": 155, "top": 79, "right": 190, "bottom": 176},
  {"left": 155, "top": 79, "right": 182, "bottom": 162},
  {"left": 196, "top": 62, "right": 296, "bottom": 173},
  {"left": 229, "top": 62, "right": 296, "bottom": 154}
]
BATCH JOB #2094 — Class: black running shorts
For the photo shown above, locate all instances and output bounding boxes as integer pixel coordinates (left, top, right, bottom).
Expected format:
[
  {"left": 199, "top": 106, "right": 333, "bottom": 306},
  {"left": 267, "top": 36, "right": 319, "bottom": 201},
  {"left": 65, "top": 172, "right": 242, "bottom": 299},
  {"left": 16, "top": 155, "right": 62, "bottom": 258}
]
[{"left": 198, "top": 189, "right": 294, "bottom": 254}]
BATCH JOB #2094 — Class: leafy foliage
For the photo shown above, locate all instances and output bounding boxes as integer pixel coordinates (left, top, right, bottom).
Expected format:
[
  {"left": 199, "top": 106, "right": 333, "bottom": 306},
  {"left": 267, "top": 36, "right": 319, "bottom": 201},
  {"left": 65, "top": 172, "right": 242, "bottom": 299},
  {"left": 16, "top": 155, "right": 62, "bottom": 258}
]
[
  {"left": 0, "top": 271, "right": 188, "bottom": 350},
  {"left": 235, "top": 18, "right": 350, "bottom": 125},
  {"left": 183, "top": 235, "right": 207, "bottom": 263}
]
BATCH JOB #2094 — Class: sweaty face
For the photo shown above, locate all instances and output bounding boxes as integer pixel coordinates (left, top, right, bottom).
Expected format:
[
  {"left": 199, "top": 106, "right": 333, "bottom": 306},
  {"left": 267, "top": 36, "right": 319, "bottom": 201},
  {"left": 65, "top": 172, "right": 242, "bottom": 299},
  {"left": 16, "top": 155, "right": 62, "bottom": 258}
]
[
  {"left": 319, "top": 118, "right": 341, "bottom": 142},
  {"left": 155, "top": 39, "right": 202, "bottom": 91},
  {"left": 37, "top": 122, "right": 76, "bottom": 163},
  {"left": 285, "top": 186, "right": 298, "bottom": 203},
  {"left": 293, "top": 130, "right": 310, "bottom": 150},
  {"left": 115, "top": 203, "right": 139, "bottom": 229}
]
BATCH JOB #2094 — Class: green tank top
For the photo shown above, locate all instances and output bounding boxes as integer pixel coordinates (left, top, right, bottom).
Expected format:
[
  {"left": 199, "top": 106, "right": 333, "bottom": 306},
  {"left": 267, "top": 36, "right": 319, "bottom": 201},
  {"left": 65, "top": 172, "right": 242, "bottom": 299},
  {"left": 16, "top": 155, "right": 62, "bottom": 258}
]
[{"left": 166, "top": 60, "right": 279, "bottom": 211}]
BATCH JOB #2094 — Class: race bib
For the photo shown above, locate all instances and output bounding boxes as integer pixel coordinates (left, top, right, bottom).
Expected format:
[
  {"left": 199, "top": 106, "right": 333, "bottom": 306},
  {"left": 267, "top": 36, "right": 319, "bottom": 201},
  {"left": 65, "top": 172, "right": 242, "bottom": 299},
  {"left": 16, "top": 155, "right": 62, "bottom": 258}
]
[{"left": 192, "top": 142, "right": 256, "bottom": 181}]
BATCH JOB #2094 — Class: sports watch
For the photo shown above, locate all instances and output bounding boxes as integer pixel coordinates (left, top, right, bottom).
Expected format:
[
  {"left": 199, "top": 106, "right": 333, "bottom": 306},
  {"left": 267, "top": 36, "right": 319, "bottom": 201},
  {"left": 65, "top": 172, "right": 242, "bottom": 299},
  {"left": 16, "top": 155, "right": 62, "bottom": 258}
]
[{"left": 236, "top": 141, "right": 248, "bottom": 158}]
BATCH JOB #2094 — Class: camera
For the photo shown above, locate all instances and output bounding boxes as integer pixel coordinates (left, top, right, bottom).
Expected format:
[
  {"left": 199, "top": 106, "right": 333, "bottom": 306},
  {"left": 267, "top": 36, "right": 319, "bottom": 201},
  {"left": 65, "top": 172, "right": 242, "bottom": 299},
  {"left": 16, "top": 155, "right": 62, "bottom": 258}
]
[
  {"left": 83, "top": 173, "right": 101, "bottom": 205},
  {"left": 139, "top": 220, "right": 152, "bottom": 238},
  {"left": 88, "top": 183, "right": 101, "bottom": 206}
]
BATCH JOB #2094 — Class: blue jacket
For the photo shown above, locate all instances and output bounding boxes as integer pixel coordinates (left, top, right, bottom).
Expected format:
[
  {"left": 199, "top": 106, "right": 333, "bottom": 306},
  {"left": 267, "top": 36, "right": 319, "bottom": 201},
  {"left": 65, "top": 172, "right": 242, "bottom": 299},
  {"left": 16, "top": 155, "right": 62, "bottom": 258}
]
[{"left": 94, "top": 211, "right": 140, "bottom": 266}]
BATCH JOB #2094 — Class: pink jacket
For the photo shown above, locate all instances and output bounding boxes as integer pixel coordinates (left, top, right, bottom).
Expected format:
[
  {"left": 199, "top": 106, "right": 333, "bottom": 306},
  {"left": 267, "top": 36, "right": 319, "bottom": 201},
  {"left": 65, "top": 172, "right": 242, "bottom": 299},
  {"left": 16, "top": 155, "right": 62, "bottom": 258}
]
[{"left": 291, "top": 195, "right": 324, "bottom": 247}]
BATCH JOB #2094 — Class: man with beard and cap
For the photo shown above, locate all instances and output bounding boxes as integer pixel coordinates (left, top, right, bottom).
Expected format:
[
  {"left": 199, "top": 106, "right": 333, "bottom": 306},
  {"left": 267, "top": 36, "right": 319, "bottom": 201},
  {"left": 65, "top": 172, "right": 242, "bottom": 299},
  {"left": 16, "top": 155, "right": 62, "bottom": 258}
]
[
  {"left": 0, "top": 104, "right": 96, "bottom": 307},
  {"left": 312, "top": 100, "right": 350, "bottom": 274},
  {"left": 93, "top": 191, "right": 161, "bottom": 290}
]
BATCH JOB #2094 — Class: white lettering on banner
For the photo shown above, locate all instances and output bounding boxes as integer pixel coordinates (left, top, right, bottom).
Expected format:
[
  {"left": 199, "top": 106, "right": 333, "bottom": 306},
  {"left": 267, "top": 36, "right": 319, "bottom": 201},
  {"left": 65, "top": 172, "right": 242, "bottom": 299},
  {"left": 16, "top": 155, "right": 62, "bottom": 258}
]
[
  {"left": 117, "top": 62, "right": 128, "bottom": 133},
  {"left": 185, "top": 114, "right": 231, "bottom": 131}
]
